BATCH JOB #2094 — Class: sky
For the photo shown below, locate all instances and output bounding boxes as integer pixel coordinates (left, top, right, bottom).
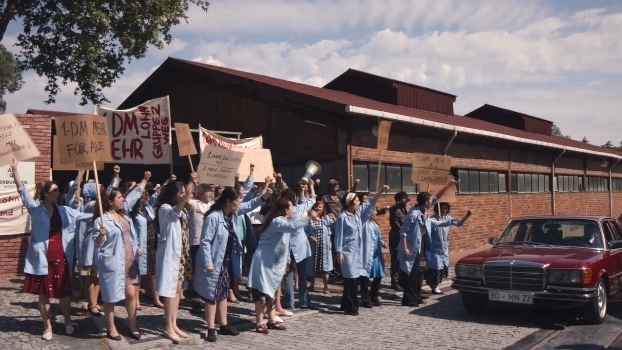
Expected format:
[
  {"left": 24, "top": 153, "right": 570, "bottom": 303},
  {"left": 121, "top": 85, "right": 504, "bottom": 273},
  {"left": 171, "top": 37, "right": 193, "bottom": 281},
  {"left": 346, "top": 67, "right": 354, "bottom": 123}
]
[{"left": 2, "top": 0, "right": 622, "bottom": 146}]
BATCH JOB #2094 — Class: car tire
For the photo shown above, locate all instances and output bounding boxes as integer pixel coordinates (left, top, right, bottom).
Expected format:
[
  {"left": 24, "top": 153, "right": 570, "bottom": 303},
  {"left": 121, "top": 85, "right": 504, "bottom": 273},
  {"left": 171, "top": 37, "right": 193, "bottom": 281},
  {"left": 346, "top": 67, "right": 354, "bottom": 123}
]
[
  {"left": 461, "top": 292, "right": 488, "bottom": 313},
  {"left": 583, "top": 278, "right": 607, "bottom": 325}
]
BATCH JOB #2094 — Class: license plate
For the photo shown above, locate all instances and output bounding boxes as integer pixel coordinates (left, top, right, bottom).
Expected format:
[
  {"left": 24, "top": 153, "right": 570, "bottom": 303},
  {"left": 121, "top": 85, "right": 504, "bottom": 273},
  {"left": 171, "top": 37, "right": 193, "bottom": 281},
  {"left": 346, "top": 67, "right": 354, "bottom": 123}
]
[{"left": 488, "top": 291, "right": 533, "bottom": 305}]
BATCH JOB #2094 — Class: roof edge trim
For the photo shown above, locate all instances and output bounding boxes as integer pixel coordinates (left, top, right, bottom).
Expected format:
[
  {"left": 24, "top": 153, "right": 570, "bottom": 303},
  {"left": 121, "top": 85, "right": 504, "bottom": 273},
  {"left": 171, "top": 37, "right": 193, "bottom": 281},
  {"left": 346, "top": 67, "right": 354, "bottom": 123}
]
[{"left": 345, "top": 105, "right": 621, "bottom": 160}]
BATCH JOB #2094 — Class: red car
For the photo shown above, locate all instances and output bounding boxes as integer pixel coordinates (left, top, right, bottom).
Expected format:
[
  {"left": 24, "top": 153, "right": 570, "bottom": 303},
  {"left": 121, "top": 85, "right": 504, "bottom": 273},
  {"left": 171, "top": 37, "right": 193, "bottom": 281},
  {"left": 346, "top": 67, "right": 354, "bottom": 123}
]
[{"left": 451, "top": 215, "right": 622, "bottom": 324}]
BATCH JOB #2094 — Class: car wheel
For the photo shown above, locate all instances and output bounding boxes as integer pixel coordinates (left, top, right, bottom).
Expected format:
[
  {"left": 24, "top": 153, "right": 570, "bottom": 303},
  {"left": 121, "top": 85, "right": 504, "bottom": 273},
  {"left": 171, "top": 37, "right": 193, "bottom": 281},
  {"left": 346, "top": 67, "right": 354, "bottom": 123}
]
[
  {"left": 583, "top": 278, "right": 607, "bottom": 325},
  {"left": 461, "top": 292, "right": 488, "bottom": 313}
]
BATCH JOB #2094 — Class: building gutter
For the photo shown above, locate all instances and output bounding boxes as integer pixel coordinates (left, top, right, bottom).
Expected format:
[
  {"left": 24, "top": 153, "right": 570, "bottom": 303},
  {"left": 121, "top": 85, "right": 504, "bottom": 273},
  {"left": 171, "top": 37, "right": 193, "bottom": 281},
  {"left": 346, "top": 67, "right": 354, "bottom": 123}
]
[
  {"left": 551, "top": 150, "right": 565, "bottom": 215},
  {"left": 609, "top": 158, "right": 621, "bottom": 217},
  {"left": 345, "top": 106, "right": 622, "bottom": 160},
  {"left": 443, "top": 130, "right": 458, "bottom": 155}
]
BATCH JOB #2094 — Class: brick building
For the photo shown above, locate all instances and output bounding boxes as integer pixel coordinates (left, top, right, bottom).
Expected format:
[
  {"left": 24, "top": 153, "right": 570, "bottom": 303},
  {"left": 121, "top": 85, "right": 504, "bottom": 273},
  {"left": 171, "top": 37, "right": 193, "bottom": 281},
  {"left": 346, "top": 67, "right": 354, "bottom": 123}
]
[{"left": 2, "top": 57, "right": 621, "bottom": 276}]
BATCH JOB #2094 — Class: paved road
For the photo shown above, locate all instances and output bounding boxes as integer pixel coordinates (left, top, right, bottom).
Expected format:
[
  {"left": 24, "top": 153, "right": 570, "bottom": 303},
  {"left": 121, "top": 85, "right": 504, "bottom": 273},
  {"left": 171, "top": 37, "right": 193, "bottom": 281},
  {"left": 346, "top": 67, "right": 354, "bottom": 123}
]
[{"left": 5, "top": 275, "right": 622, "bottom": 349}]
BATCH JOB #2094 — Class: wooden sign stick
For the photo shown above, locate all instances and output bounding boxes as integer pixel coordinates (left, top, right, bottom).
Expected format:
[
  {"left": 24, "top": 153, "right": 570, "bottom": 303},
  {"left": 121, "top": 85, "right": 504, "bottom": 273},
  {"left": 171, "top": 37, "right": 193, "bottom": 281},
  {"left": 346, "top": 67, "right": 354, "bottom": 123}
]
[
  {"left": 375, "top": 150, "right": 383, "bottom": 193},
  {"left": 188, "top": 155, "right": 195, "bottom": 173},
  {"left": 85, "top": 170, "right": 90, "bottom": 183},
  {"left": 92, "top": 161, "right": 105, "bottom": 225}
]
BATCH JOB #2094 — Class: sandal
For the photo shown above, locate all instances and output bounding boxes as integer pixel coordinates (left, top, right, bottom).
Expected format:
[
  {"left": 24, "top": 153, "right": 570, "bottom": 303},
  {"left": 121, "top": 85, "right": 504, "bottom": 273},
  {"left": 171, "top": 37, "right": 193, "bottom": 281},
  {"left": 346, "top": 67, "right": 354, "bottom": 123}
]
[
  {"left": 255, "top": 324, "right": 269, "bottom": 334},
  {"left": 88, "top": 304, "right": 102, "bottom": 316},
  {"left": 267, "top": 321, "right": 287, "bottom": 331}
]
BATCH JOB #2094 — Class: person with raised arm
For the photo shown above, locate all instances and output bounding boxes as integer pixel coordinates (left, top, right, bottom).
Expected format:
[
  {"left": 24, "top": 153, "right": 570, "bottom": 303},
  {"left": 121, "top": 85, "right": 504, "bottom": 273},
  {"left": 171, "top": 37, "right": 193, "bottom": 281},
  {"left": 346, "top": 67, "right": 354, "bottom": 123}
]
[
  {"left": 334, "top": 185, "right": 389, "bottom": 316},
  {"left": 11, "top": 158, "right": 82, "bottom": 341},
  {"left": 194, "top": 186, "right": 272, "bottom": 342}
]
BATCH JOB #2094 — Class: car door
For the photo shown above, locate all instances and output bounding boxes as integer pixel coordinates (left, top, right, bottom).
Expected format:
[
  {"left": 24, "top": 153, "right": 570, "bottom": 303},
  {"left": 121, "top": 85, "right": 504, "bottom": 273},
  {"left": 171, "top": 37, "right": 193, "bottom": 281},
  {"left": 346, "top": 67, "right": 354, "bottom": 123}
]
[{"left": 603, "top": 220, "right": 622, "bottom": 292}]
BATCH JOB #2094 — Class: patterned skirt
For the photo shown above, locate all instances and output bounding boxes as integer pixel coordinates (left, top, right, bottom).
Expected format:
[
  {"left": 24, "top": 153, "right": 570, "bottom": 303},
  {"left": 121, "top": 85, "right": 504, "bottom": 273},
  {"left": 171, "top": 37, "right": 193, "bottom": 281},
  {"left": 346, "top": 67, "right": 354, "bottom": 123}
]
[
  {"left": 178, "top": 231, "right": 193, "bottom": 281},
  {"left": 146, "top": 230, "right": 157, "bottom": 275},
  {"left": 249, "top": 288, "right": 276, "bottom": 310},
  {"left": 23, "top": 260, "right": 72, "bottom": 299}
]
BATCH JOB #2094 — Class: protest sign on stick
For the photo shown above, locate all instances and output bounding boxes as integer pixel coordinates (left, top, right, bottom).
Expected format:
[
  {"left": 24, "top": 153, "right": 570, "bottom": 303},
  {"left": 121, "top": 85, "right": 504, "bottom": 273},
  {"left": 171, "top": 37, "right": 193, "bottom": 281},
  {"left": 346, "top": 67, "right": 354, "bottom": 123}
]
[
  {"left": 174, "top": 123, "right": 198, "bottom": 172},
  {"left": 0, "top": 113, "right": 40, "bottom": 167},
  {"left": 197, "top": 145, "right": 243, "bottom": 187}
]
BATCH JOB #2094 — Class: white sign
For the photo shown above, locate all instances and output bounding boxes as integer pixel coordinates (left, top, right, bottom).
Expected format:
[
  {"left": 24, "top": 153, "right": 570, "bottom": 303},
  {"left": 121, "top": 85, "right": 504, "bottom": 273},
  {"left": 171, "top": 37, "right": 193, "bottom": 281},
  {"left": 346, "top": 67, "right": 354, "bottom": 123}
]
[
  {"left": 0, "top": 161, "right": 35, "bottom": 235},
  {"left": 94, "top": 96, "right": 172, "bottom": 164}
]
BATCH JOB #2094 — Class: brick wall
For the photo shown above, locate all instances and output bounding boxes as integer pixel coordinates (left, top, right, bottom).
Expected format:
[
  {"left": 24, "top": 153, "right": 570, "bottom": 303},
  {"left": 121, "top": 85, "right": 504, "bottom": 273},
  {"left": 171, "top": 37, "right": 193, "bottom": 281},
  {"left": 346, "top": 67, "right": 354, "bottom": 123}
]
[{"left": 0, "top": 114, "right": 52, "bottom": 276}]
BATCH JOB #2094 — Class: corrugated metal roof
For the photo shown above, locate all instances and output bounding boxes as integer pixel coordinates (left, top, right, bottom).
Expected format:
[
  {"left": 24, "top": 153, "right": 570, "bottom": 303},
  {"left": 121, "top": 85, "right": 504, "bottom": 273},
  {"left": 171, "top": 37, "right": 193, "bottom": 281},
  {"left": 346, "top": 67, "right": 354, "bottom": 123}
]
[
  {"left": 25, "top": 109, "right": 81, "bottom": 117},
  {"left": 124, "top": 57, "right": 622, "bottom": 159}
]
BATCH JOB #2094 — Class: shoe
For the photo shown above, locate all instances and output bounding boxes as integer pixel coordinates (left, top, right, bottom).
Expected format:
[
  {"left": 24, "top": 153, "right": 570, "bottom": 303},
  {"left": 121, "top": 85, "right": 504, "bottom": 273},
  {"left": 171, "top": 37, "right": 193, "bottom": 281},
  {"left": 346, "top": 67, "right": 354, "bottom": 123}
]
[
  {"left": 277, "top": 310, "right": 294, "bottom": 317},
  {"left": 372, "top": 299, "right": 381, "bottom": 307},
  {"left": 65, "top": 324, "right": 75, "bottom": 335},
  {"left": 274, "top": 316, "right": 284, "bottom": 323},
  {"left": 206, "top": 329, "right": 217, "bottom": 342},
  {"left": 42, "top": 332, "right": 53, "bottom": 341},
  {"left": 432, "top": 288, "right": 444, "bottom": 294},
  {"left": 219, "top": 325, "right": 240, "bottom": 336},
  {"left": 345, "top": 311, "right": 359, "bottom": 316},
  {"left": 129, "top": 330, "right": 141, "bottom": 340},
  {"left": 420, "top": 295, "right": 430, "bottom": 300},
  {"left": 255, "top": 324, "right": 269, "bottom": 334},
  {"left": 107, "top": 331, "right": 122, "bottom": 341},
  {"left": 267, "top": 321, "right": 287, "bottom": 330},
  {"left": 162, "top": 330, "right": 180, "bottom": 344},
  {"left": 362, "top": 302, "right": 373, "bottom": 309}
]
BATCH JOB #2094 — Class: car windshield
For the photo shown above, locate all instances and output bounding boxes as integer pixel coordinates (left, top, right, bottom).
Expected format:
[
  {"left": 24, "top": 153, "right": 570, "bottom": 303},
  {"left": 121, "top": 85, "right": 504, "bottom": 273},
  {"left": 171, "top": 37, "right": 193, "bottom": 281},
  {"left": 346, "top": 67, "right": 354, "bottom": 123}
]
[{"left": 496, "top": 219, "right": 604, "bottom": 249}]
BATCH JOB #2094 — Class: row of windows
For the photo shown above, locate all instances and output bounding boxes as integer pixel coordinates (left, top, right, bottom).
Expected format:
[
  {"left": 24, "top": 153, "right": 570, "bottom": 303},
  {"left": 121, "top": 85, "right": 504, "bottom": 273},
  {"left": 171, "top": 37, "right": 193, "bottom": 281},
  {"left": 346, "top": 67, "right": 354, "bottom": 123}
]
[{"left": 353, "top": 162, "right": 622, "bottom": 194}]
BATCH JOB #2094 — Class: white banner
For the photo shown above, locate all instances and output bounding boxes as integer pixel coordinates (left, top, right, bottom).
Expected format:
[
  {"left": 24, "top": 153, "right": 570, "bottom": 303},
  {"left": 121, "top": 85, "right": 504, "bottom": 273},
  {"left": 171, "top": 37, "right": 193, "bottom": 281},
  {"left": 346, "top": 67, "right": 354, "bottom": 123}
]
[
  {"left": 198, "top": 127, "right": 263, "bottom": 152},
  {"left": 94, "top": 96, "right": 172, "bottom": 164},
  {"left": 0, "top": 162, "right": 35, "bottom": 235}
]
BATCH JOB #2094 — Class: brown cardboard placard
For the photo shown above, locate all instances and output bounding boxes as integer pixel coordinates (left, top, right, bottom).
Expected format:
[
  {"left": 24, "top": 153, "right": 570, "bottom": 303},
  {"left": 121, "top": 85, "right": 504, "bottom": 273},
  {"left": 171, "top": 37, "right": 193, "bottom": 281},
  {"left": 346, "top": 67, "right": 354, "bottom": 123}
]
[
  {"left": 429, "top": 175, "right": 457, "bottom": 202},
  {"left": 197, "top": 145, "right": 244, "bottom": 187},
  {"left": 412, "top": 152, "right": 452, "bottom": 171},
  {"left": 235, "top": 148, "right": 274, "bottom": 181},
  {"left": 55, "top": 114, "right": 112, "bottom": 164},
  {"left": 52, "top": 136, "right": 104, "bottom": 170},
  {"left": 174, "top": 122, "right": 197, "bottom": 156},
  {"left": 0, "top": 113, "right": 40, "bottom": 166},
  {"left": 377, "top": 120, "right": 392, "bottom": 150}
]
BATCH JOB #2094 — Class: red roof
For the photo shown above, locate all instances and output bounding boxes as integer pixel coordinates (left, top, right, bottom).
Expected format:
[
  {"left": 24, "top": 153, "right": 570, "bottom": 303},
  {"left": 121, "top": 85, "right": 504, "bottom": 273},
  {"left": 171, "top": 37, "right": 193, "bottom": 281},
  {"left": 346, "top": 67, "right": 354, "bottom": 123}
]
[
  {"left": 26, "top": 109, "right": 81, "bottom": 117},
  {"left": 123, "top": 57, "right": 622, "bottom": 159}
]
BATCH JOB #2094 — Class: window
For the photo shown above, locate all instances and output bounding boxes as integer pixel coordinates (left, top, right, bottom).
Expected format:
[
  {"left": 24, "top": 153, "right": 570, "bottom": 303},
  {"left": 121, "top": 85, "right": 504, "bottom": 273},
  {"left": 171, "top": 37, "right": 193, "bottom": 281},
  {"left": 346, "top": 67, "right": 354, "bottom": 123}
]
[
  {"left": 510, "top": 172, "right": 550, "bottom": 193},
  {"left": 586, "top": 176, "right": 608, "bottom": 192},
  {"left": 455, "top": 169, "right": 505, "bottom": 193},
  {"left": 613, "top": 178, "right": 622, "bottom": 192},
  {"left": 353, "top": 162, "right": 419, "bottom": 193},
  {"left": 554, "top": 175, "right": 582, "bottom": 192}
]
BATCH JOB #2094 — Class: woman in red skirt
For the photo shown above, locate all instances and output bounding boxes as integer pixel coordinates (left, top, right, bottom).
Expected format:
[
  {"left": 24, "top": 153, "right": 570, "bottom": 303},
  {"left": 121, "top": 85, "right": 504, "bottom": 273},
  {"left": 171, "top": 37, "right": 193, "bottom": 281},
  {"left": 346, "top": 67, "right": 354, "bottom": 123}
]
[{"left": 11, "top": 159, "right": 82, "bottom": 341}]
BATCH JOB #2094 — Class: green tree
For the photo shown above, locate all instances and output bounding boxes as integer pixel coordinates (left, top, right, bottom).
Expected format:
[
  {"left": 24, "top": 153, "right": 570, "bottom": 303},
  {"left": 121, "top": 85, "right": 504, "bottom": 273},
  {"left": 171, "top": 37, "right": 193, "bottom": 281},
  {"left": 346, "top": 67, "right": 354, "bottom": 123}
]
[
  {"left": 0, "top": 0, "right": 209, "bottom": 106},
  {"left": 551, "top": 123, "right": 572, "bottom": 139},
  {"left": 0, "top": 43, "right": 22, "bottom": 112},
  {"left": 603, "top": 140, "right": 614, "bottom": 148},
  {"left": 582, "top": 136, "right": 589, "bottom": 143}
]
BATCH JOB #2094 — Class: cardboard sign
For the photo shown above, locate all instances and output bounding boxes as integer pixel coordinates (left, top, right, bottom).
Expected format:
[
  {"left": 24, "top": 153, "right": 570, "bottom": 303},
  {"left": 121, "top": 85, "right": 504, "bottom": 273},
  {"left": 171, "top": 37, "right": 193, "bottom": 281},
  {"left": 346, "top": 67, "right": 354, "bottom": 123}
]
[
  {"left": 377, "top": 120, "right": 392, "bottom": 150},
  {"left": 95, "top": 96, "right": 172, "bottom": 164},
  {"left": 197, "top": 145, "right": 244, "bottom": 187},
  {"left": 52, "top": 136, "right": 103, "bottom": 170},
  {"left": 55, "top": 114, "right": 112, "bottom": 164},
  {"left": 235, "top": 148, "right": 274, "bottom": 181},
  {"left": 0, "top": 162, "right": 35, "bottom": 235},
  {"left": 411, "top": 152, "right": 452, "bottom": 185},
  {"left": 412, "top": 152, "right": 452, "bottom": 171},
  {"left": 174, "top": 123, "right": 197, "bottom": 156},
  {"left": 429, "top": 175, "right": 457, "bottom": 203},
  {"left": 0, "top": 114, "right": 40, "bottom": 166}
]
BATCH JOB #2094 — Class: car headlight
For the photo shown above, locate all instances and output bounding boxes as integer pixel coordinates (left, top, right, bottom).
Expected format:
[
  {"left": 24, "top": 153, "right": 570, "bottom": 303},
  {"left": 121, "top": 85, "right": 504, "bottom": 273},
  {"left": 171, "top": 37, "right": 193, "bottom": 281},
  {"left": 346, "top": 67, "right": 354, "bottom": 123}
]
[
  {"left": 456, "top": 264, "right": 483, "bottom": 279},
  {"left": 547, "top": 269, "right": 582, "bottom": 285}
]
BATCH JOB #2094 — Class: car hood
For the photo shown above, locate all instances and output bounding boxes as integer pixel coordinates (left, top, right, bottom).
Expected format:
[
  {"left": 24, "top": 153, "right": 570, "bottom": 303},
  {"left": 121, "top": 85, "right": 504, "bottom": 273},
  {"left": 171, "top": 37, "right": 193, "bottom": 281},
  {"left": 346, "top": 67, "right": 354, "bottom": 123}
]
[{"left": 459, "top": 246, "right": 605, "bottom": 268}]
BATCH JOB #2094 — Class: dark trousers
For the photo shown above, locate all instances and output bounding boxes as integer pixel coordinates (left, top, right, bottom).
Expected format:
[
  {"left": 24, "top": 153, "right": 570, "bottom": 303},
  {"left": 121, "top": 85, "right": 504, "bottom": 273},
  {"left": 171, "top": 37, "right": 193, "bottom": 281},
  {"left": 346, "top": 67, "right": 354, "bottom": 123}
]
[
  {"left": 341, "top": 277, "right": 370, "bottom": 314},
  {"left": 399, "top": 254, "right": 423, "bottom": 305},
  {"left": 389, "top": 232, "right": 400, "bottom": 286},
  {"left": 369, "top": 277, "right": 382, "bottom": 302}
]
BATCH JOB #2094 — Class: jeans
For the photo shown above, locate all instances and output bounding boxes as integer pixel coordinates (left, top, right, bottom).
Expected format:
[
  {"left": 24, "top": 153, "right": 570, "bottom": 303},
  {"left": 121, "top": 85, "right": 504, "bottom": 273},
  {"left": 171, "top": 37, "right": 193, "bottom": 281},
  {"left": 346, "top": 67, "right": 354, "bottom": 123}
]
[{"left": 283, "top": 257, "right": 310, "bottom": 309}]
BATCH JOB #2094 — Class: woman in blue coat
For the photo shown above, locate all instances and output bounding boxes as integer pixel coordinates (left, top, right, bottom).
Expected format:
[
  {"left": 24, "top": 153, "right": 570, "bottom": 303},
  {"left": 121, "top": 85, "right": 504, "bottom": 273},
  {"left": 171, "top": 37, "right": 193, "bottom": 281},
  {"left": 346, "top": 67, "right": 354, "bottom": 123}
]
[
  {"left": 334, "top": 185, "right": 389, "bottom": 315},
  {"left": 362, "top": 207, "right": 388, "bottom": 307},
  {"left": 11, "top": 159, "right": 82, "bottom": 341},
  {"left": 153, "top": 181, "right": 190, "bottom": 344},
  {"left": 424, "top": 203, "right": 471, "bottom": 294},
  {"left": 194, "top": 186, "right": 271, "bottom": 342},
  {"left": 93, "top": 188, "right": 142, "bottom": 341},
  {"left": 305, "top": 200, "right": 335, "bottom": 294},
  {"left": 248, "top": 197, "right": 309, "bottom": 334}
]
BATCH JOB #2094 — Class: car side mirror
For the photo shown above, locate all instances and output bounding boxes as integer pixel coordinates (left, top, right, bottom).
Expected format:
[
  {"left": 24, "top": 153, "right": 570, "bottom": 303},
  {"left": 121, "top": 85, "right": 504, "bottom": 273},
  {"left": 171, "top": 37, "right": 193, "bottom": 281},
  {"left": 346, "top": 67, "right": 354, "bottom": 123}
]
[
  {"left": 609, "top": 240, "right": 622, "bottom": 249},
  {"left": 488, "top": 237, "right": 498, "bottom": 245}
]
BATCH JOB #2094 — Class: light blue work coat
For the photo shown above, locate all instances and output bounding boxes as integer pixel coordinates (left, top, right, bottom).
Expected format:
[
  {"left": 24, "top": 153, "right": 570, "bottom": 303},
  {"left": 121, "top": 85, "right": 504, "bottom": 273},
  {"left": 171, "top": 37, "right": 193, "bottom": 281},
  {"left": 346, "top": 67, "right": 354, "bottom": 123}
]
[
  {"left": 334, "top": 199, "right": 375, "bottom": 279},
  {"left": 289, "top": 196, "right": 317, "bottom": 264},
  {"left": 131, "top": 190, "right": 159, "bottom": 276},
  {"left": 93, "top": 212, "right": 139, "bottom": 303},
  {"left": 305, "top": 216, "right": 334, "bottom": 275},
  {"left": 75, "top": 213, "right": 95, "bottom": 267},
  {"left": 19, "top": 186, "right": 82, "bottom": 275},
  {"left": 424, "top": 215, "right": 463, "bottom": 270},
  {"left": 397, "top": 197, "right": 441, "bottom": 274},
  {"left": 247, "top": 216, "right": 309, "bottom": 297},
  {"left": 193, "top": 196, "right": 264, "bottom": 301},
  {"left": 361, "top": 220, "right": 385, "bottom": 278},
  {"left": 155, "top": 204, "right": 183, "bottom": 298}
]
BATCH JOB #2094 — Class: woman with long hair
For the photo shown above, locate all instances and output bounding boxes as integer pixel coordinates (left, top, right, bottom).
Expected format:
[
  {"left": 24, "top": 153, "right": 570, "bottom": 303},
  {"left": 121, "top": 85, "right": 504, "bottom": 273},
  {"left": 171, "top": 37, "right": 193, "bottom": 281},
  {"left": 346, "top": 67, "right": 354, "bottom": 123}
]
[
  {"left": 194, "top": 186, "right": 272, "bottom": 342},
  {"left": 305, "top": 200, "right": 335, "bottom": 294},
  {"left": 154, "top": 181, "right": 190, "bottom": 343},
  {"left": 248, "top": 197, "right": 309, "bottom": 334},
  {"left": 10, "top": 159, "right": 82, "bottom": 340},
  {"left": 93, "top": 188, "right": 142, "bottom": 341},
  {"left": 335, "top": 185, "right": 389, "bottom": 316}
]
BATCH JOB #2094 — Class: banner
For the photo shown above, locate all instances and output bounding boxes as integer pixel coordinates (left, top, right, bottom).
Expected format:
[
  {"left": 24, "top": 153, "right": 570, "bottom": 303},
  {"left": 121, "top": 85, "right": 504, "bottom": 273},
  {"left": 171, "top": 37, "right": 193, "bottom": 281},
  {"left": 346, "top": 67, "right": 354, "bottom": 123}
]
[
  {"left": 94, "top": 96, "right": 172, "bottom": 164},
  {"left": 0, "top": 113, "right": 40, "bottom": 167},
  {"left": 0, "top": 162, "right": 35, "bottom": 235},
  {"left": 198, "top": 127, "right": 262, "bottom": 151}
]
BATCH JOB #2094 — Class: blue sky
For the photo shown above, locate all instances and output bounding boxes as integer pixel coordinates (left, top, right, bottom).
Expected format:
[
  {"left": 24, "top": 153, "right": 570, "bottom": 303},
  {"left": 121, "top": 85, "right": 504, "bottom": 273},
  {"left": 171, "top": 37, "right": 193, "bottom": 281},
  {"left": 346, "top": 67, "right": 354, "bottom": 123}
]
[{"left": 3, "top": 0, "right": 622, "bottom": 146}]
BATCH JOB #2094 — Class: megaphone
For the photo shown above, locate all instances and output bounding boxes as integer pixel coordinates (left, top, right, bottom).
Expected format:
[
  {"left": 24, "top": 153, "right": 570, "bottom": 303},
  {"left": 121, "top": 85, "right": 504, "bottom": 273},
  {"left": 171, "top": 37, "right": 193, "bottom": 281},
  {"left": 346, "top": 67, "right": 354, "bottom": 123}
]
[{"left": 301, "top": 161, "right": 321, "bottom": 183}]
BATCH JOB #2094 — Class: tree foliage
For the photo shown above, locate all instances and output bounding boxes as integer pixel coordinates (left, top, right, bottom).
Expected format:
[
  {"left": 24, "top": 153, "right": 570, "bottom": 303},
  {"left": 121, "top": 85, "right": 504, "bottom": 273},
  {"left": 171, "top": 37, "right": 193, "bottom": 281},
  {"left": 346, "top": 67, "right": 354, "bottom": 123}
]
[
  {"left": 0, "top": 43, "right": 22, "bottom": 112},
  {"left": 582, "top": 136, "right": 589, "bottom": 144},
  {"left": 0, "top": 0, "right": 209, "bottom": 106},
  {"left": 551, "top": 123, "right": 572, "bottom": 139}
]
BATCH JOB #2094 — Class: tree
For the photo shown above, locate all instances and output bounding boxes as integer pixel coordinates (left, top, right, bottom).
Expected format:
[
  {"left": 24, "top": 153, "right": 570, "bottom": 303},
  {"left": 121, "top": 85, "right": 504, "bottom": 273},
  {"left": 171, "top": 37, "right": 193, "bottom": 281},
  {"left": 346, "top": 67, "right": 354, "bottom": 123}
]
[
  {"left": 0, "top": 0, "right": 209, "bottom": 106},
  {"left": 0, "top": 43, "right": 22, "bottom": 112},
  {"left": 582, "top": 136, "right": 589, "bottom": 143},
  {"left": 551, "top": 123, "right": 572, "bottom": 139},
  {"left": 603, "top": 140, "right": 614, "bottom": 148}
]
